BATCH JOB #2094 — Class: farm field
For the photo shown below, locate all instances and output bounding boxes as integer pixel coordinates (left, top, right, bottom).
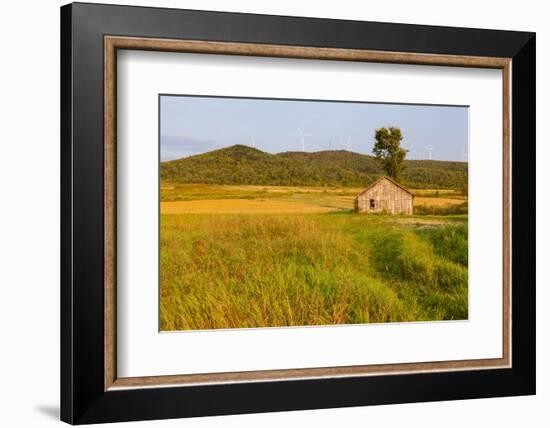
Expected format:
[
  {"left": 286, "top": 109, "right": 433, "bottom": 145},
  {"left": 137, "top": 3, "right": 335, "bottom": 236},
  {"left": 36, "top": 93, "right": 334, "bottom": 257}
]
[
  {"left": 160, "top": 184, "right": 466, "bottom": 214},
  {"left": 159, "top": 184, "right": 468, "bottom": 331}
]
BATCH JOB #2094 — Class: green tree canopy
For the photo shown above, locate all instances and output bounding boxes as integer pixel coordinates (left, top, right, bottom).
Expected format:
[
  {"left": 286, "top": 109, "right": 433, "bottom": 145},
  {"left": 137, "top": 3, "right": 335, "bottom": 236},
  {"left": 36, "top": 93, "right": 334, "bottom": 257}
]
[{"left": 372, "top": 126, "right": 408, "bottom": 181}]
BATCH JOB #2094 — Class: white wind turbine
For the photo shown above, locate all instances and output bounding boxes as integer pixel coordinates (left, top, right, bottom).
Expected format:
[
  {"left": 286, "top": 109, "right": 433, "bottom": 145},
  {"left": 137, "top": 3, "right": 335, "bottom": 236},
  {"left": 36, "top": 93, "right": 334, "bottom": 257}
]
[
  {"left": 459, "top": 147, "right": 467, "bottom": 162},
  {"left": 344, "top": 137, "right": 352, "bottom": 151},
  {"left": 338, "top": 137, "right": 352, "bottom": 151},
  {"left": 425, "top": 145, "right": 435, "bottom": 160},
  {"left": 298, "top": 129, "right": 311, "bottom": 152},
  {"left": 250, "top": 136, "right": 256, "bottom": 149}
]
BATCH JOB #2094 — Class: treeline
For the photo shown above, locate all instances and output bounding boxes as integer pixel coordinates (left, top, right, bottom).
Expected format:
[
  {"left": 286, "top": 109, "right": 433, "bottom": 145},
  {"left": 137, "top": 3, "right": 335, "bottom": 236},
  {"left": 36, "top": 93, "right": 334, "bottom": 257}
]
[{"left": 161, "top": 145, "right": 468, "bottom": 189}]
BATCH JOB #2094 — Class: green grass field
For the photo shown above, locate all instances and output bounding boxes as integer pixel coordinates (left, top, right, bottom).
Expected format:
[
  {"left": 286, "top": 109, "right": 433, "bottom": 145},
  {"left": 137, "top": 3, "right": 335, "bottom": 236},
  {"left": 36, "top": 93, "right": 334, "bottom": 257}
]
[{"left": 160, "top": 185, "right": 468, "bottom": 331}]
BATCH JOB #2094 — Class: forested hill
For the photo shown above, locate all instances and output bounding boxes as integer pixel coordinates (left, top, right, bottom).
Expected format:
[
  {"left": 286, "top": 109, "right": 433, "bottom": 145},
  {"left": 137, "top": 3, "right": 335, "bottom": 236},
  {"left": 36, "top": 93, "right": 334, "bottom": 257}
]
[{"left": 160, "top": 145, "right": 468, "bottom": 189}]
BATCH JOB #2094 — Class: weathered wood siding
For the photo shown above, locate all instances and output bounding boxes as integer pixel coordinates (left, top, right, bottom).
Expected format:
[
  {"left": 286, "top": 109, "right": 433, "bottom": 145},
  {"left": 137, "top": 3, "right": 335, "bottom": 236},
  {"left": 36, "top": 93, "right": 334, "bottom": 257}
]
[{"left": 356, "top": 177, "right": 413, "bottom": 215}]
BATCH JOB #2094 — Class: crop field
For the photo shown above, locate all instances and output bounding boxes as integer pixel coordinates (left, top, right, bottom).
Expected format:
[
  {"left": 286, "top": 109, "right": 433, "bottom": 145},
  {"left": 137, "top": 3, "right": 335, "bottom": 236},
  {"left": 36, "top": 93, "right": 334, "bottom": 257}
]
[
  {"left": 160, "top": 184, "right": 466, "bottom": 214},
  {"left": 160, "top": 184, "right": 468, "bottom": 331}
]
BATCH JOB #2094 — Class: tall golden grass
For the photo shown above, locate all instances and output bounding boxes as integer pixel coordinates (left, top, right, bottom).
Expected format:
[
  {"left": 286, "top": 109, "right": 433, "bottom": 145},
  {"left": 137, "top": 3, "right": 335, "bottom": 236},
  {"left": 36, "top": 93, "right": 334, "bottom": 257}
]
[{"left": 160, "top": 213, "right": 468, "bottom": 331}]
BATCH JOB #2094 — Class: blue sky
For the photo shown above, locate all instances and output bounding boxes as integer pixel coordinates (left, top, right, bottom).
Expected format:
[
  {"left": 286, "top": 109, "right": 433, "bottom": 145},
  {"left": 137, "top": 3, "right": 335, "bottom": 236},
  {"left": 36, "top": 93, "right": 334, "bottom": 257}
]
[{"left": 160, "top": 95, "right": 468, "bottom": 162}]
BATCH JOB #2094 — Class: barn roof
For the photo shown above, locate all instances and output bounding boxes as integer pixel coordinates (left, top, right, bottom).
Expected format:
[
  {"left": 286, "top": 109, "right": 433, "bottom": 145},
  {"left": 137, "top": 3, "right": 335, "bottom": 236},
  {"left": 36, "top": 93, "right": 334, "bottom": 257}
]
[{"left": 357, "top": 176, "right": 414, "bottom": 197}]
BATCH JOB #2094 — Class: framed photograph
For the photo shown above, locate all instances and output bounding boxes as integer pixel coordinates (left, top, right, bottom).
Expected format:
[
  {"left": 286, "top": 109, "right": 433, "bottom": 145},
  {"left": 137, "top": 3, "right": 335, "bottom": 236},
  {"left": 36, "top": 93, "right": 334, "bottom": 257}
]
[{"left": 60, "top": 2, "right": 535, "bottom": 424}]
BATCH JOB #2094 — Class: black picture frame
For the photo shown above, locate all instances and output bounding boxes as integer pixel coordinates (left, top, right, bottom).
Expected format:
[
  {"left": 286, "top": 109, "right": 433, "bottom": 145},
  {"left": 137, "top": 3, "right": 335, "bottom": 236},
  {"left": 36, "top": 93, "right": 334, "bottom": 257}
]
[{"left": 61, "top": 2, "right": 535, "bottom": 424}]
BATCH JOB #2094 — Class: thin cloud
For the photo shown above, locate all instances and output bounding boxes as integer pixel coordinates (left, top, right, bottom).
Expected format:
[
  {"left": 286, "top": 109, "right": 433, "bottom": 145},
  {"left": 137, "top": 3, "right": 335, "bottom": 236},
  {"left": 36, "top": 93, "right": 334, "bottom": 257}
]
[{"left": 161, "top": 135, "right": 221, "bottom": 161}]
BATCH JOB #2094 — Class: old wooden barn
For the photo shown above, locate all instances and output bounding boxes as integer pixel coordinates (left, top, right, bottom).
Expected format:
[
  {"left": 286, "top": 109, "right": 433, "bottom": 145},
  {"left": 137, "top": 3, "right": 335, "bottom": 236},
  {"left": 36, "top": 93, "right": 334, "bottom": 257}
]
[{"left": 355, "top": 176, "right": 414, "bottom": 215}]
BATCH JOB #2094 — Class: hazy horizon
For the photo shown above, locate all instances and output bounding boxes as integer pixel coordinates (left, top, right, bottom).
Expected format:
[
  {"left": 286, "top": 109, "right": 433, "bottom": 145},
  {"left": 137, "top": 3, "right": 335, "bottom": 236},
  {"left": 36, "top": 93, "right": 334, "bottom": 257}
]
[{"left": 160, "top": 95, "right": 469, "bottom": 162}]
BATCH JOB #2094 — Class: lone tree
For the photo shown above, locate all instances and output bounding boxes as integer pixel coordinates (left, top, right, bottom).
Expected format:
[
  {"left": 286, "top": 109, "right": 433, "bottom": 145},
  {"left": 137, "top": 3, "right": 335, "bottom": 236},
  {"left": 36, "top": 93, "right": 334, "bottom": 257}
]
[{"left": 372, "top": 126, "right": 408, "bottom": 181}]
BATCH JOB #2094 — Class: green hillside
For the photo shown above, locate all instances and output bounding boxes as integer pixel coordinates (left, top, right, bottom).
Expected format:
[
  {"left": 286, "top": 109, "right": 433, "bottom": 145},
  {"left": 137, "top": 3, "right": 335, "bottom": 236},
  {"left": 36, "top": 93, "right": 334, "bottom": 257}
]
[{"left": 160, "top": 145, "right": 467, "bottom": 189}]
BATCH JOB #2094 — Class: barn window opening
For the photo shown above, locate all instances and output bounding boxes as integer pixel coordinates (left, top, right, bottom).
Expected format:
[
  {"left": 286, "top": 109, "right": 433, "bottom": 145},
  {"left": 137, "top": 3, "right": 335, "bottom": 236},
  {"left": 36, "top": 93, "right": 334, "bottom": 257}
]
[{"left": 369, "top": 199, "right": 375, "bottom": 209}]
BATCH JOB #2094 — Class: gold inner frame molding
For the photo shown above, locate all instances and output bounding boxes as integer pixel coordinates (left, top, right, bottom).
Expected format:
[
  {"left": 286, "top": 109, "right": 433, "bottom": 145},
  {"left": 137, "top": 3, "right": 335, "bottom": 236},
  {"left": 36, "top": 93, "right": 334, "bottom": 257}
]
[{"left": 104, "top": 35, "right": 512, "bottom": 391}]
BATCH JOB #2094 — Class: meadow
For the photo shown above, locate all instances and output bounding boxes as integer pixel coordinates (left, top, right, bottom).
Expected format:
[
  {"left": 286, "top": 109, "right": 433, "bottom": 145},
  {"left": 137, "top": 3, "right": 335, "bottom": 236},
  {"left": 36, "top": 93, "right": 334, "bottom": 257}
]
[
  {"left": 160, "top": 184, "right": 466, "bottom": 213},
  {"left": 160, "top": 184, "right": 468, "bottom": 331}
]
